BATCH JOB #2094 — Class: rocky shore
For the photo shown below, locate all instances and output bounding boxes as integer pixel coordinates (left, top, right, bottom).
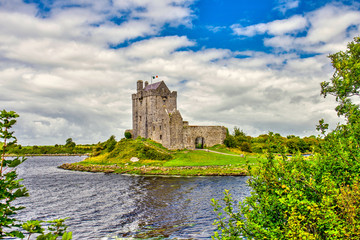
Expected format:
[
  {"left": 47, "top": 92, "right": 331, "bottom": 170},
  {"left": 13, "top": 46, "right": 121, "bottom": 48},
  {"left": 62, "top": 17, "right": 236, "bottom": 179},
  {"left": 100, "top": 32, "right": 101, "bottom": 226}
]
[{"left": 59, "top": 163, "right": 248, "bottom": 176}]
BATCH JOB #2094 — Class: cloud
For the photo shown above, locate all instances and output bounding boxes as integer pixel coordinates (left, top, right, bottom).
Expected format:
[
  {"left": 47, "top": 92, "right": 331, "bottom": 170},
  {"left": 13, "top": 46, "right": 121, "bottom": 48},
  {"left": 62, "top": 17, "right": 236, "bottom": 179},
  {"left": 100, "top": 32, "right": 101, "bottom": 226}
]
[
  {"left": 232, "top": 15, "right": 307, "bottom": 37},
  {"left": 274, "top": 0, "right": 300, "bottom": 14},
  {"left": 0, "top": 0, "right": 351, "bottom": 145},
  {"left": 233, "top": 3, "right": 360, "bottom": 54},
  {"left": 124, "top": 36, "right": 195, "bottom": 58}
]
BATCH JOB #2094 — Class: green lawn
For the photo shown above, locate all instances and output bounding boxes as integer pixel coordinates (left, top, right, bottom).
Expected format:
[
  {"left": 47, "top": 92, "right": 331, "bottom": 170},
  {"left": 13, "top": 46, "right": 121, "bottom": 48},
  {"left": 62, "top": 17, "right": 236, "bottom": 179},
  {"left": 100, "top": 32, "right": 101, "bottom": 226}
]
[
  {"left": 207, "top": 144, "right": 240, "bottom": 154},
  {"left": 163, "top": 150, "right": 261, "bottom": 167}
]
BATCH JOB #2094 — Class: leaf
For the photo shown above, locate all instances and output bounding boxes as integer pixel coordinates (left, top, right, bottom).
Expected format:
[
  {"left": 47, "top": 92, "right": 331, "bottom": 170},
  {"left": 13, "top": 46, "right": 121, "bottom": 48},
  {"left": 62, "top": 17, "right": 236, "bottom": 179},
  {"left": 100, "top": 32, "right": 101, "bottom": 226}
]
[{"left": 62, "top": 232, "right": 73, "bottom": 240}]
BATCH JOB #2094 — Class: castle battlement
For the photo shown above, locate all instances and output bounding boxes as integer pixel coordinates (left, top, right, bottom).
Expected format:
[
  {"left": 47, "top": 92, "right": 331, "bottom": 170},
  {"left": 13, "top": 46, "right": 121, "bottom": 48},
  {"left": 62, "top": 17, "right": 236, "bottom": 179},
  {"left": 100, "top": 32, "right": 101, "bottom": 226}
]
[{"left": 131, "top": 80, "right": 226, "bottom": 149}]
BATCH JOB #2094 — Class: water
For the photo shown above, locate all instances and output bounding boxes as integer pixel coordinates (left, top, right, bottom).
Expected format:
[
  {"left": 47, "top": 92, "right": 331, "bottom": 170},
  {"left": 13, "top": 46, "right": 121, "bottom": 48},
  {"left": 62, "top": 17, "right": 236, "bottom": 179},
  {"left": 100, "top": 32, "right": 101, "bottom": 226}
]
[{"left": 14, "top": 156, "right": 250, "bottom": 239}]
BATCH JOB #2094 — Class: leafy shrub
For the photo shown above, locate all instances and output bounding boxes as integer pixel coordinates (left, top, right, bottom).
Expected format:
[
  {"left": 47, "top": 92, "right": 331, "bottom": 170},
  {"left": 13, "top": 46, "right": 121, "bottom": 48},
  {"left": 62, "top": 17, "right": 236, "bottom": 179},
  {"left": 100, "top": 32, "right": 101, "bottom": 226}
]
[
  {"left": 0, "top": 110, "right": 72, "bottom": 239},
  {"left": 212, "top": 36, "right": 360, "bottom": 239},
  {"left": 124, "top": 131, "right": 132, "bottom": 139}
]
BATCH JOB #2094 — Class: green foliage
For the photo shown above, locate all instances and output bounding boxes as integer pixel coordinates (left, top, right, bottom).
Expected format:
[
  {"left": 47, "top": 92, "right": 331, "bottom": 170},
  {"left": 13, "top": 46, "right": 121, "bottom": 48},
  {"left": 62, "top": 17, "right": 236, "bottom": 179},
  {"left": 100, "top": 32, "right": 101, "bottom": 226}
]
[
  {"left": 0, "top": 110, "right": 28, "bottom": 238},
  {"left": 92, "top": 138, "right": 173, "bottom": 161},
  {"left": 223, "top": 135, "right": 236, "bottom": 148},
  {"left": 321, "top": 36, "right": 360, "bottom": 123},
  {"left": 104, "top": 135, "right": 117, "bottom": 152},
  {"left": 213, "top": 144, "right": 360, "bottom": 239},
  {"left": 0, "top": 110, "right": 72, "bottom": 239},
  {"left": 22, "top": 218, "right": 72, "bottom": 240},
  {"left": 65, "top": 138, "right": 76, "bottom": 148},
  {"left": 224, "top": 128, "right": 319, "bottom": 154},
  {"left": 124, "top": 131, "right": 132, "bottom": 139},
  {"left": 6, "top": 144, "right": 93, "bottom": 155},
  {"left": 213, "top": 36, "right": 360, "bottom": 239},
  {"left": 223, "top": 128, "right": 253, "bottom": 152},
  {"left": 211, "top": 190, "right": 243, "bottom": 239}
]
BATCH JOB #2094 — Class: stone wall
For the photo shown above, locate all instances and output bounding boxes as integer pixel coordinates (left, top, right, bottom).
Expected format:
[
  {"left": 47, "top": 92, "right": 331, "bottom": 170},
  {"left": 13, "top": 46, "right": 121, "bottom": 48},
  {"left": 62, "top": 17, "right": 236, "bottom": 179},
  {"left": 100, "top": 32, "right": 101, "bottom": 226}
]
[
  {"left": 183, "top": 126, "right": 227, "bottom": 149},
  {"left": 168, "top": 110, "right": 184, "bottom": 149}
]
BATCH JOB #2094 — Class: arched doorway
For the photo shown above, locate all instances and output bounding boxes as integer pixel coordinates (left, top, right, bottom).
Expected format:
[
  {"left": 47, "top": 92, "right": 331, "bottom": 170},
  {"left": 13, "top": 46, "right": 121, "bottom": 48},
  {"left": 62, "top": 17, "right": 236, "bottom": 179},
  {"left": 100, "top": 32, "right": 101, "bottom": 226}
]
[{"left": 195, "top": 137, "right": 205, "bottom": 149}]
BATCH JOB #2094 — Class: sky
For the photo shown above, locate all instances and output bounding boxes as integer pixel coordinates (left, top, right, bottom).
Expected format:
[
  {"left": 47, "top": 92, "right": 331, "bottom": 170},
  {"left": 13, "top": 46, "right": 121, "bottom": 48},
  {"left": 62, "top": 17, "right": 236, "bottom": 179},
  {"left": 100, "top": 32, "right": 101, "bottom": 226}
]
[{"left": 1, "top": 0, "right": 360, "bottom": 145}]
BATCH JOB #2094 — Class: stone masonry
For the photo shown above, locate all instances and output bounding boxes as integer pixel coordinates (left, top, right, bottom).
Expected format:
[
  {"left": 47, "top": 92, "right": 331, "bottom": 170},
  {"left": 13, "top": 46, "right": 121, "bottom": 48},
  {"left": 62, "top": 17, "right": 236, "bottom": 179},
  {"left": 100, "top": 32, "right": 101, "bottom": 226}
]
[{"left": 131, "top": 80, "right": 227, "bottom": 150}]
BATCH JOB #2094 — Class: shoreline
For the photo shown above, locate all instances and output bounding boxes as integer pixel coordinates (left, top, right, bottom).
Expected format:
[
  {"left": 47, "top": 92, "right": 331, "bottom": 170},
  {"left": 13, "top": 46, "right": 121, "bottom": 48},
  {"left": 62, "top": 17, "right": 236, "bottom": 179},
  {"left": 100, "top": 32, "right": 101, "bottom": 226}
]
[
  {"left": 59, "top": 162, "right": 249, "bottom": 176},
  {"left": 6, "top": 153, "right": 90, "bottom": 157}
]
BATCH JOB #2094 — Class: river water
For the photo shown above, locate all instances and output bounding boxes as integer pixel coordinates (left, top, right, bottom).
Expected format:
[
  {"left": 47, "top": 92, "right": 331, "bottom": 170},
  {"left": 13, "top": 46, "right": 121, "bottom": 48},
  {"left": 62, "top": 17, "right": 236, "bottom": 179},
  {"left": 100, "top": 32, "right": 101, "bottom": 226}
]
[{"left": 14, "top": 156, "right": 250, "bottom": 239}]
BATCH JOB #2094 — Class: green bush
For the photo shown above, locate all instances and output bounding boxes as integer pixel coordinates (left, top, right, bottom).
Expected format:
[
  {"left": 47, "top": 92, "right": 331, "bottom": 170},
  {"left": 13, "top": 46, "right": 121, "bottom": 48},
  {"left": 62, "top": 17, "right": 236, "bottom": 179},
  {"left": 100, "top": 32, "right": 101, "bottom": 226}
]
[
  {"left": 0, "top": 110, "right": 72, "bottom": 239},
  {"left": 124, "top": 131, "right": 132, "bottom": 139},
  {"left": 212, "top": 36, "right": 360, "bottom": 239}
]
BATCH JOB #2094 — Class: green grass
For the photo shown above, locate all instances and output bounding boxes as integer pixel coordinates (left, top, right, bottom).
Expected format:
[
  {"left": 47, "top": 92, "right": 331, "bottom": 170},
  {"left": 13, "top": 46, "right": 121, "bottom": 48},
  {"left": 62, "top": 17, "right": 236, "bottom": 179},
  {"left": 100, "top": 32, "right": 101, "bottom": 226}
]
[
  {"left": 62, "top": 139, "right": 268, "bottom": 176},
  {"left": 163, "top": 150, "right": 259, "bottom": 167},
  {"left": 207, "top": 144, "right": 241, "bottom": 154}
]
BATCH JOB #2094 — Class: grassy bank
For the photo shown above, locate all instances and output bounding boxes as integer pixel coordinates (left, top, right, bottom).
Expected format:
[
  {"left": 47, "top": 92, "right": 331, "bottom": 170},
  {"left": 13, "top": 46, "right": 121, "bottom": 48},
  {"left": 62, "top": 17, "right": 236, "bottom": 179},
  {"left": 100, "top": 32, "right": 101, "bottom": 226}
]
[{"left": 59, "top": 138, "right": 265, "bottom": 176}]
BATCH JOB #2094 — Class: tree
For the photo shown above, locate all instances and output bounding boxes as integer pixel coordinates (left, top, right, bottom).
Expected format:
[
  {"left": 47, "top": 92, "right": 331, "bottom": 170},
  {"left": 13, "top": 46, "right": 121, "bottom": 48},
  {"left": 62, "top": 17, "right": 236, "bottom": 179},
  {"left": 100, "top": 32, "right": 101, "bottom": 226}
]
[
  {"left": 104, "top": 135, "right": 117, "bottom": 152},
  {"left": 65, "top": 138, "right": 76, "bottom": 148},
  {"left": 0, "top": 110, "right": 27, "bottom": 238},
  {"left": 321, "top": 36, "right": 360, "bottom": 123},
  {"left": 0, "top": 110, "right": 72, "bottom": 239},
  {"left": 223, "top": 135, "right": 236, "bottom": 148},
  {"left": 124, "top": 131, "right": 132, "bottom": 139},
  {"left": 212, "top": 36, "right": 360, "bottom": 239}
]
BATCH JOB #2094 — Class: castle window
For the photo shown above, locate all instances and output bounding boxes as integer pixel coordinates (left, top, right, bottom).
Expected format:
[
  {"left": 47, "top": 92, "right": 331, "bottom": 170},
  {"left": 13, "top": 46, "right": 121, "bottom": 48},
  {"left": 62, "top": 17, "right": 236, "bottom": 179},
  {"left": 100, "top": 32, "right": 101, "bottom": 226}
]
[
  {"left": 160, "top": 135, "right": 162, "bottom": 140},
  {"left": 153, "top": 126, "right": 155, "bottom": 131},
  {"left": 160, "top": 125, "right": 162, "bottom": 130},
  {"left": 139, "top": 116, "right": 142, "bottom": 121}
]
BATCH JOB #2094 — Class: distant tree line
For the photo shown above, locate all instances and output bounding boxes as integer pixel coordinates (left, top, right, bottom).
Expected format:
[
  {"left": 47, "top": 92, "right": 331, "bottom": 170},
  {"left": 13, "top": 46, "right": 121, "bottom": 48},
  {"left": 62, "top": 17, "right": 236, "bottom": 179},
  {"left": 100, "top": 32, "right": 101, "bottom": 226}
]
[
  {"left": 5, "top": 138, "right": 93, "bottom": 155},
  {"left": 224, "top": 127, "right": 321, "bottom": 154}
]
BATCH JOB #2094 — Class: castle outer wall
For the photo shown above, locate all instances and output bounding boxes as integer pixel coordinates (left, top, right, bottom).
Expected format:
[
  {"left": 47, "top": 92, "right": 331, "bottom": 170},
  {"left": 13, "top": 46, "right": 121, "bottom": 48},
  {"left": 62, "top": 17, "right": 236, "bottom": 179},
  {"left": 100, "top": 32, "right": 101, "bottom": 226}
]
[
  {"left": 131, "top": 80, "right": 226, "bottom": 150},
  {"left": 183, "top": 125, "right": 227, "bottom": 149}
]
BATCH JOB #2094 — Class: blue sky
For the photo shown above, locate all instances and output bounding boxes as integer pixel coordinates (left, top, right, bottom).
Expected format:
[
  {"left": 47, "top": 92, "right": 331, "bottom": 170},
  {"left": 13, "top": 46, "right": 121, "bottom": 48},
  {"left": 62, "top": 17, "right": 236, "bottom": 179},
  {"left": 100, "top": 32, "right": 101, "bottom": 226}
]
[{"left": 1, "top": 0, "right": 360, "bottom": 145}]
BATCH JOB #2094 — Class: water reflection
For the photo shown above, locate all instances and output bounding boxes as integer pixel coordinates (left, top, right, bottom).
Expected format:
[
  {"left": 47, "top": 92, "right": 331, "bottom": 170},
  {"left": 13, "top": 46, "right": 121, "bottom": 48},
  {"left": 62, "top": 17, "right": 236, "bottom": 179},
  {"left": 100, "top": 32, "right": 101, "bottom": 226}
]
[{"left": 15, "top": 156, "right": 250, "bottom": 239}]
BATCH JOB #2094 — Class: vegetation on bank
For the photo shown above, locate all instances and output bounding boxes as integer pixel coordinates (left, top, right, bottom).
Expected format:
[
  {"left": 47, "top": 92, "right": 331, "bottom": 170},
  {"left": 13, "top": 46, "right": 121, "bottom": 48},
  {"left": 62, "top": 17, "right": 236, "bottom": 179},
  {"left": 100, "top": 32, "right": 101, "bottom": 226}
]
[
  {"left": 4, "top": 138, "right": 94, "bottom": 155},
  {"left": 224, "top": 127, "right": 321, "bottom": 154},
  {"left": 212, "top": 36, "right": 360, "bottom": 239},
  {"left": 60, "top": 137, "right": 261, "bottom": 176}
]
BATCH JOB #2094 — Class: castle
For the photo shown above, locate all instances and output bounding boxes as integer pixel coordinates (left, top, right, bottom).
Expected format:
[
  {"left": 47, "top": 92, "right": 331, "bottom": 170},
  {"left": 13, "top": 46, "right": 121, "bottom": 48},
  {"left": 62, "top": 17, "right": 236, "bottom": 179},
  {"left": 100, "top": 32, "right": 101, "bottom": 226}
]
[{"left": 130, "top": 80, "right": 227, "bottom": 150}]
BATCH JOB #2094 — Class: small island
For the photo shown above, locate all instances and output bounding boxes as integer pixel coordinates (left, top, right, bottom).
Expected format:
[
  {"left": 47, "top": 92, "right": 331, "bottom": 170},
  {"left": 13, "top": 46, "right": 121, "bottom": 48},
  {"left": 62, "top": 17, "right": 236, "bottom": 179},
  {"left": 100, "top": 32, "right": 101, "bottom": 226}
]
[{"left": 59, "top": 137, "right": 254, "bottom": 176}]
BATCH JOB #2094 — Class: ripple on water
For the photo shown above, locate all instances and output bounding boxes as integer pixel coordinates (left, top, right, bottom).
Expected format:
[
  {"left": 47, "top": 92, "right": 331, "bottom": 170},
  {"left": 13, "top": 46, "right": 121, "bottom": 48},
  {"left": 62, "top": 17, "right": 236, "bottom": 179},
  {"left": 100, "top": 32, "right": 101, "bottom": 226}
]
[{"left": 14, "top": 156, "right": 250, "bottom": 239}]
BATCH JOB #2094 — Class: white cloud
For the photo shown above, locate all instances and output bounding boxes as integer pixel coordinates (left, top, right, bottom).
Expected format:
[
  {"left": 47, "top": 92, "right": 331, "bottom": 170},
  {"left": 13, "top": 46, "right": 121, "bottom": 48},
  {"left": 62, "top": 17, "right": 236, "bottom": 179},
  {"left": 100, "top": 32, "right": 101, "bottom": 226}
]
[
  {"left": 0, "top": 0, "right": 350, "bottom": 145},
  {"left": 232, "top": 3, "right": 360, "bottom": 56},
  {"left": 264, "top": 4, "right": 360, "bottom": 54},
  {"left": 274, "top": 0, "right": 300, "bottom": 14},
  {"left": 124, "top": 36, "right": 195, "bottom": 58},
  {"left": 232, "top": 15, "right": 307, "bottom": 37},
  {"left": 305, "top": 4, "right": 360, "bottom": 45}
]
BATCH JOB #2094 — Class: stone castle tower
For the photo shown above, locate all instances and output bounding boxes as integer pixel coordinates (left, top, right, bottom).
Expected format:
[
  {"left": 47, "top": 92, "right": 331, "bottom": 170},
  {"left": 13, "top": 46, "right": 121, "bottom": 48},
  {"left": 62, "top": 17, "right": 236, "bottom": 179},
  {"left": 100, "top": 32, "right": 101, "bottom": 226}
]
[{"left": 131, "top": 80, "right": 226, "bottom": 150}]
